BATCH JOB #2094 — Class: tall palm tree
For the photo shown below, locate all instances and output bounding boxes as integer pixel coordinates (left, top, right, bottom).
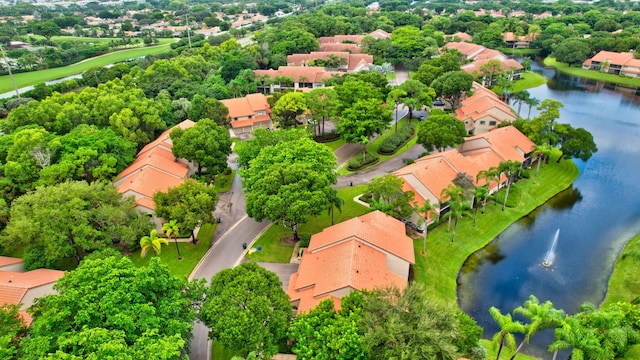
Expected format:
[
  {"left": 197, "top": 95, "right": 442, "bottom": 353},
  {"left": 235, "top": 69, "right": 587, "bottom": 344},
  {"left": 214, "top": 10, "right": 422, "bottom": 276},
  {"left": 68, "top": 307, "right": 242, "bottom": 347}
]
[
  {"left": 140, "top": 229, "right": 168, "bottom": 258},
  {"left": 499, "top": 160, "right": 522, "bottom": 211},
  {"left": 327, "top": 189, "right": 344, "bottom": 226},
  {"left": 470, "top": 186, "right": 490, "bottom": 226},
  {"left": 476, "top": 166, "right": 500, "bottom": 193},
  {"left": 440, "top": 184, "right": 465, "bottom": 232},
  {"left": 162, "top": 220, "right": 182, "bottom": 260},
  {"left": 444, "top": 197, "right": 471, "bottom": 242},
  {"left": 533, "top": 144, "right": 553, "bottom": 184},
  {"left": 414, "top": 200, "right": 436, "bottom": 254},
  {"left": 489, "top": 306, "right": 527, "bottom": 360},
  {"left": 526, "top": 97, "right": 541, "bottom": 120},
  {"left": 509, "top": 295, "right": 565, "bottom": 360}
]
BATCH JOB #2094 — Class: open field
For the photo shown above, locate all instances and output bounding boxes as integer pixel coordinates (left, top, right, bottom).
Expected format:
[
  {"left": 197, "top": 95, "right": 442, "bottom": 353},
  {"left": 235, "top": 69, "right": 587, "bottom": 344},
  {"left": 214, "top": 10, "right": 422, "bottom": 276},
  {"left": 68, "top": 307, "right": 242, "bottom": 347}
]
[
  {"left": 544, "top": 57, "right": 640, "bottom": 88},
  {"left": 0, "top": 42, "right": 173, "bottom": 93}
]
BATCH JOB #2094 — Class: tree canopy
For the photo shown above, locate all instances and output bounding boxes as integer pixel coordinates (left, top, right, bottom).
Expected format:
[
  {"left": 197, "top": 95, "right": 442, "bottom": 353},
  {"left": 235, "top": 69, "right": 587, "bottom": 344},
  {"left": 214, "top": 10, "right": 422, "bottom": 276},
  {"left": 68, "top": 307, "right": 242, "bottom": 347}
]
[
  {"left": 417, "top": 114, "right": 468, "bottom": 152},
  {"left": 170, "top": 118, "right": 232, "bottom": 176},
  {"left": 431, "top": 71, "right": 474, "bottom": 109}
]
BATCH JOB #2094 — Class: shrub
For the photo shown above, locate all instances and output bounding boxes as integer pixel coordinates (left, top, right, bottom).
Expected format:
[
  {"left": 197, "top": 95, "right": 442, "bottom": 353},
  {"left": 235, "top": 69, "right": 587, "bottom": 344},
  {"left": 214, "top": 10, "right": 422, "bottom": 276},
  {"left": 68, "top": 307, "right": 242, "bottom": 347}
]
[
  {"left": 298, "top": 234, "right": 311, "bottom": 248},
  {"left": 347, "top": 153, "right": 380, "bottom": 171},
  {"left": 378, "top": 124, "right": 416, "bottom": 155},
  {"left": 405, "top": 159, "right": 415, "bottom": 165}
]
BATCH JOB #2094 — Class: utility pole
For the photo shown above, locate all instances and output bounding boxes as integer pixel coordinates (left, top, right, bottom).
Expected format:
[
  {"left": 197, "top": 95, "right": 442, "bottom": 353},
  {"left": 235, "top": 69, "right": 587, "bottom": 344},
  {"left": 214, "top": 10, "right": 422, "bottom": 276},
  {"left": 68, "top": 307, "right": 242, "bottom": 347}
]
[
  {"left": 185, "top": 2, "right": 192, "bottom": 49},
  {"left": 0, "top": 44, "right": 20, "bottom": 98}
]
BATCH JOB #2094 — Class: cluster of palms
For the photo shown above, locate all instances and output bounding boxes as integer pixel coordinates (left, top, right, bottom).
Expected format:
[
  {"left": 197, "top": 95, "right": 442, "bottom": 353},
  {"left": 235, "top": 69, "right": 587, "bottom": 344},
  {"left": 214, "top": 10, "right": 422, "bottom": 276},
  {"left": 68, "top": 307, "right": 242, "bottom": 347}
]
[
  {"left": 139, "top": 219, "right": 183, "bottom": 260},
  {"left": 490, "top": 296, "right": 640, "bottom": 360},
  {"left": 413, "top": 159, "right": 530, "bottom": 252}
]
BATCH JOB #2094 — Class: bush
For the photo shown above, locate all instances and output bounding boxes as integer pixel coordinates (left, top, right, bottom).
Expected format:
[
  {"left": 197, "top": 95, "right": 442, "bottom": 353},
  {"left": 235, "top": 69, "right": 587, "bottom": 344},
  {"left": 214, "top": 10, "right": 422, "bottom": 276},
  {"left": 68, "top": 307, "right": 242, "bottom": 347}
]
[
  {"left": 378, "top": 123, "right": 416, "bottom": 155},
  {"left": 405, "top": 159, "right": 415, "bottom": 165},
  {"left": 314, "top": 131, "right": 341, "bottom": 143},
  {"left": 347, "top": 152, "right": 380, "bottom": 171},
  {"left": 298, "top": 234, "right": 311, "bottom": 248}
]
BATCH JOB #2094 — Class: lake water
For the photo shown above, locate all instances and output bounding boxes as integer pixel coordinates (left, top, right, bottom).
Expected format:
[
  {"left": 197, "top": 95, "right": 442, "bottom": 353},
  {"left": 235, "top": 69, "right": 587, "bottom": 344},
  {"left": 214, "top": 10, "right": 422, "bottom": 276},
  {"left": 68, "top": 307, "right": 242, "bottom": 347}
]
[{"left": 457, "top": 68, "right": 640, "bottom": 358}]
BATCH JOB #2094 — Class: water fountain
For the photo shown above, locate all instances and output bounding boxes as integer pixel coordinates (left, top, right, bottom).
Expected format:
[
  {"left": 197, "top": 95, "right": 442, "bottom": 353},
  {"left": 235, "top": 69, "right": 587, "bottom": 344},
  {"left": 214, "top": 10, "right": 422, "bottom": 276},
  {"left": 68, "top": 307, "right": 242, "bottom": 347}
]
[{"left": 542, "top": 229, "right": 560, "bottom": 267}]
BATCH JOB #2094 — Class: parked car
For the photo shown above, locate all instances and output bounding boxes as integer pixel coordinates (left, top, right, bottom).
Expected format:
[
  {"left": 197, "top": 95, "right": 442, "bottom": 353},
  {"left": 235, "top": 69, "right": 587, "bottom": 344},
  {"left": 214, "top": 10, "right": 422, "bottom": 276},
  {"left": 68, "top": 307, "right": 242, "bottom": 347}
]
[
  {"left": 418, "top": 114, "right": 426, "bottom": 121},
  {"left": 433, "top": 98, "right": 445, "bottom": 106},
  {"left": 405, "top": 221, "right": 424, "bottom": 233}
]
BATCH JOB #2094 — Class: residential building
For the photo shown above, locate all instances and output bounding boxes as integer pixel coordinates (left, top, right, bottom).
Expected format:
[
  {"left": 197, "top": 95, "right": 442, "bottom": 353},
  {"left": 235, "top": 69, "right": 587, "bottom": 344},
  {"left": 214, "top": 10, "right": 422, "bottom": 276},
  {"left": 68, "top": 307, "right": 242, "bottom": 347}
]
[
  {"left": 444, "top": 42, "right": 523, "bottom": 84},
  {"left": 455, "top": 83, "right": 518, "bottom": 134},
  {"left": 582, "top": 51, "right": 640, "bottom": 78},
  {"left": 317, "top": 29, "right": 390, "bottom": 53},
  {"left": 287, "top": 52, "right": 373, "bottom": 72},
  {"left": 287, "top": 211, "right": 415, "bottom": 313},
  {"left": 220, "top": 93, "right": 272, "bottom": 136},
  {"left": 0, "top": 257, "right": 64, "bottom": 326},
  {"left": 445, "top": 32, "right": 473, "bottom": 42},
  {"left": 503, "top": 32, "right": 535, "bottom": 49},
  {"left": 114, "top": 120, "right": 196, "bottom": 230},
  {"left": 254, "top": 66, "right": 339, "bottom": 93},
  {"left": 393, "top": 126, "right": 535, "bottom": 225}
]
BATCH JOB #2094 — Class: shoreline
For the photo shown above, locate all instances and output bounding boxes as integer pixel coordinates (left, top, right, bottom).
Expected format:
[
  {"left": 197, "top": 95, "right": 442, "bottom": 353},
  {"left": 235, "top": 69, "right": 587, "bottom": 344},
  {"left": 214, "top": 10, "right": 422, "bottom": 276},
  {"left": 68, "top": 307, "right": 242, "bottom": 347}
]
[{"left": 543, "top": 56, "right": 640, "bottom": 89}]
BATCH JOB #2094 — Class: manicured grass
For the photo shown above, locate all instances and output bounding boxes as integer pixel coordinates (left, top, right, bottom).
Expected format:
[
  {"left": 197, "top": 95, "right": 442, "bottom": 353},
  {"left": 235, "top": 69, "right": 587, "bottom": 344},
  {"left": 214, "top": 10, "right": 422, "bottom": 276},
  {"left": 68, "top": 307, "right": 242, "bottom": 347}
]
[
  {"left": 413, "top": 151, "right": 580, "bottom": 303},
  {"left": 0, "top": 43, "right": 173, "bottom": 93},
  {"left": 603, "top": 233, "right": 640, "bottom": 305},
  {"left": 337, "top": 118, "right": 418, "bottom": 175},
  {"left": 247, "top": 185, "right": 371, "bottom": 263},
  {"left": 213, "top": 171, "right": 235, "bottom": 193},
  {"left": 128, "top": 222, "right": 216, "bottom": 279},
  {"left": 543, "top": 57, "right": 640, "bottom": 88},
  {"left": 480, "top": 340, "right": 539, "bottom": 360},
  {"left": 386, "top": 71, "right": 397, "bottom": 80},
  {"left": 212, "top": 340, "right": 240, "bottom": 360},
  {"left": 512, "top": 71, "right": 547, "bottom": 92},
  {"left": 499, "top": 48, "right": 541, "bottom": 56},
  {"left": 322, "top": 137, "right": 346, "bottom": 151}
]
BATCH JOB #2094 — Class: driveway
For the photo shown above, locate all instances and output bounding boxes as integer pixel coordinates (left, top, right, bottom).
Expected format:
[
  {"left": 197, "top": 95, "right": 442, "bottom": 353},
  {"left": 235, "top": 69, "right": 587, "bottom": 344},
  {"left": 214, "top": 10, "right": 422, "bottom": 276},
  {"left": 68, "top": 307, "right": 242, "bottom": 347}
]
[{"left": 257, "top": 262, "right": 299, "bottom": 291}]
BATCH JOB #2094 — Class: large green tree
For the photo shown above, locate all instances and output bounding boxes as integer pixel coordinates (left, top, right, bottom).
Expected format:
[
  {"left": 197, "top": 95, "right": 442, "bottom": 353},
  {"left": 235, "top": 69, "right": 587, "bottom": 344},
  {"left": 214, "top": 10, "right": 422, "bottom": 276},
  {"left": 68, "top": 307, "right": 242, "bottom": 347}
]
[
  {"left": 188, "top": 94, "right": 229, "bottom": 126},
  {"left": 271, "top": 91, "right": 308, "bottom": 128},
  {"left": 153, "top": 180, "right": 218, "bottom": 242},
  {"left": 0, "top": 304, "right": 27, "bottom": 360},
  {"left": 306, "top": 88, "right": 339, "bottom": 137},
  {"left": 367, "top": 174, "right": 415, "bottom": 219},
  {"left": 553, "top": 38, "right": 592, "bottom": 66},
  {"left": 431, "top": 71, "right": 474, "bottom": 109},
  {"left": 170, "top": 118, "right": 232, "bottom": 176},
  {"left": 200, "top": 262, "right": 291, "bottom": 359},
  {"left": 417, "top": 114, "right": 467, "bottom": 152},
  {"left": 337, "top": 98, "right": 392, "bottom": 161},
  {"left": 235, "top": 128, "right": 310, "bottom": 169},
  {"left": 20, "top": 255, "right": 205, "bottom": 360},
  {"left": 396, "top": 79, "right": 436, "bottom": 120},
  {"left": 555, "top": 124, "right": 598, "bottom": 163},
  {"left": 1, "top": 181, "right": 151, "bottom": 270}
]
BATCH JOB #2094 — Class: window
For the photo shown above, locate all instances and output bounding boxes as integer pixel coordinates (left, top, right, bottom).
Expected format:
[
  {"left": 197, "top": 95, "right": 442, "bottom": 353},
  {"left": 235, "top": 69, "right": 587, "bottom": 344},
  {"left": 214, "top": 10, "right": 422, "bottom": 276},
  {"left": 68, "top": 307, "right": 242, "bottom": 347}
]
[
  {"left": 489, "top": 121, "right": 497, "bottom": 126},
  {"left": 256, "top": 111, "right": 265, "bottom": 116},
  {"left": 480, "top": 121, "right": 486, "bottom": 125}
]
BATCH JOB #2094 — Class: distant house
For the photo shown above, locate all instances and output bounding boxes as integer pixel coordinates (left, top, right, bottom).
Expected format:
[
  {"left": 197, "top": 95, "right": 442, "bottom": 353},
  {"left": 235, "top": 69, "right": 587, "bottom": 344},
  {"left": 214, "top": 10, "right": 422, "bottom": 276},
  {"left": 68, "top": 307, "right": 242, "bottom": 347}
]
[
  {"left": 220, "top": 93, "right": 272, "bottom": 136},
  {"left": 456, "top": 83, "right": 517, "bottom": 134},
  {"left": 503, "top": 32, "right": 535, "bottom": 49},
  {"left": 445, "top": 32, "right": 473, "bottom": 42},
  {"left": 445, "top": 42, "right": 523, "bottom": 84},
  {"left": 0, "top": 257, "right": 64, "bottom": 326},
  {"left": 582, "top": 51, "right": 640, "bottom": 78},
  {"left": 287, "top": 211, "right": 415, "bottom": 313},
  {"left": 114, "top": 120, "right": 196, "bottom": 230},
  {"left": 393, "top": 126, "right": 535, "bottom": 225},
  {"left": 317, "top": 29, "right": 390, "bottom": 53},
  {"left": 287, "top": 51, "right": 373, "bottom": 72},
  {"left": 254, "top": 66, "right": 339, "bottom": 93}
]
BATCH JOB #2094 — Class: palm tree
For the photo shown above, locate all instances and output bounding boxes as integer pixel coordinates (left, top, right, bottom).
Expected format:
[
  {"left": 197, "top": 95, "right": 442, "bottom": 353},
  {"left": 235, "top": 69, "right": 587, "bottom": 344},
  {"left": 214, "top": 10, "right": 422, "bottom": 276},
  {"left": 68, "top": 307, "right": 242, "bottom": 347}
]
[
  {"left": 140, "top": 229, "right": 168, "bottom": 258},
  {"left": 162, "top": 220, "right": 182, "bottom": 260},
  {"left": 512, "top": 90, "right": 530, "bottom": 117},
  {"left": 440, "top": 184, "right": 465, "bottom": 232},
  {"left": 549, "top": 316, "right": 601, "bottom": 360},
  {"left": 526, "top": 97, "right": 541, "bottom": 120},
  {"left": 533, "top": 144, "right": 553, "bottom": 184},
  {"left": 499, "top": 160, "right": 522, "bottom": 211},
  {"left": 476, "top": 167, "right": 500, "bottom": 193},
  {"left": 509, "top": 295, "right": 565, "bottom": 360},
  {"left": 470, "top": 186, "right": 490, "bottom": 226},
  {"left": 327, "top": 190, "right": 344, "bottom": 226},
  {"left": 489, "top": 306, "right": 527, "bottom": 360},
  {"left": 444, "top": 197, "right": 472, "bottom": 242},
  {"left": 414, "top": 200, "right": 436, "bottom": 254}
]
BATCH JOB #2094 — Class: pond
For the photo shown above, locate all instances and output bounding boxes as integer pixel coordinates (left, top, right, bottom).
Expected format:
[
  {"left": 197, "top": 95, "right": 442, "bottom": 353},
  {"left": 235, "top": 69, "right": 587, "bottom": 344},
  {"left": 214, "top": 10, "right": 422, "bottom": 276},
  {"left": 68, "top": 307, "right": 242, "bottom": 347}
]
[{"left": 457, "top": 67, "right": 640, "bottom": 358}]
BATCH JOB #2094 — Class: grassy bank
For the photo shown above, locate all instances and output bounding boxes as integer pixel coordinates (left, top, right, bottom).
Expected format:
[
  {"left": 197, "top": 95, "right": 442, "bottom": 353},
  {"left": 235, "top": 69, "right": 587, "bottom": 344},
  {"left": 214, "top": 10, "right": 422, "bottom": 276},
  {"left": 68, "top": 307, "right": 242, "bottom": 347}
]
[
  {"left": 246, "top": 185, "right": 370, "bottom": 263},
  {"left": 128, "top": 222, "right": 215, "bottom": 279},
  {"left": 512, "top": 71, "right": 547, "bottom": 92},
  {"left": 413, "top": 151, "right": 580, "bottom": 303},
  {"left": 499, "top": 48, "right": 541, "bottom": 56},
  {"left": 603, "top": 232, "right": 640, "bottom": 305},
  {"left": 543, "top": 57, "right": 640, "bottom": 88},
  {"left": 0, "top": 42, "right": 173, "bottom": 93}
]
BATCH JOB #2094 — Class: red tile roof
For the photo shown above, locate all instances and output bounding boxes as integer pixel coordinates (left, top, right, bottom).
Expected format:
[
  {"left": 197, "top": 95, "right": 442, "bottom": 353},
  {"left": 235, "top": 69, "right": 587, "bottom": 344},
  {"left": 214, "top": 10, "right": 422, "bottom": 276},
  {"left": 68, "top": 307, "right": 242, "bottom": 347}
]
[
  {"left": 254, "top": 66, "right": 339, "bottom": 83},
  {"left": 590, "top": 51, "right": 634, "bottom": 66},
  {"left": 0, "top": 269, "right": 64, "bottom": 305},
  {"left": 287, "top": 211, "right": 414, "bottom": 313},
  {"left": 117, "top": 167, "right": 185, "bottom": 199},
  {"left": 319, "top": 43, "right": 360, "bottom": 53},
  {"left": 287, "top": 52, "right": 373, "bottom": 71},
  {"left": 0, "top": 256, "right": 23, "bottom": 268}
]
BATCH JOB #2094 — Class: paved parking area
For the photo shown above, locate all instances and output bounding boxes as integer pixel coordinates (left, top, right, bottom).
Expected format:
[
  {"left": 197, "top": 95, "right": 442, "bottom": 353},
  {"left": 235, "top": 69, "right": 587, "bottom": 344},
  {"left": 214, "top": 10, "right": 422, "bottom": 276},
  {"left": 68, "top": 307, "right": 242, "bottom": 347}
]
[{"left": 257, "top": 262, "right": 300, "bottom": 291}]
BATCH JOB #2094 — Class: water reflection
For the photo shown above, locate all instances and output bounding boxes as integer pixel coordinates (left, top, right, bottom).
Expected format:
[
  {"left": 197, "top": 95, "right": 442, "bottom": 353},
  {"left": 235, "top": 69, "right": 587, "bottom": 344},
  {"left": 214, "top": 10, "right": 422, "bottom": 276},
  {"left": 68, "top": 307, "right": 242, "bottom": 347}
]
[{"left": 457, "top": 67, "right": 640, "bottom": 358}]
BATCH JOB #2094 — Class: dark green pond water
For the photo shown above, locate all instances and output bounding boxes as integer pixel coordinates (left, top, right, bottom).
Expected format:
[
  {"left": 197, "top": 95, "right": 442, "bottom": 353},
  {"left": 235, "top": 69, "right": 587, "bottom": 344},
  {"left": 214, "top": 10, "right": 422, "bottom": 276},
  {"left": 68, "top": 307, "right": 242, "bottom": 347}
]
[{"left": 457, "top": 67, "right": 640, "bottom": 358}]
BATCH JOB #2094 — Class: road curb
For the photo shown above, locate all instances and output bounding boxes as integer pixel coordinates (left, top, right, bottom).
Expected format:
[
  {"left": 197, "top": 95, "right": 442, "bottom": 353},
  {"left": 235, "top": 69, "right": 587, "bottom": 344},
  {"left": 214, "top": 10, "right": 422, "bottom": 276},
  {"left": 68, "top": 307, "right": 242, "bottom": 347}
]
[
  {"left": 188, "top": 215, "right": 248, "bottom": 281},
  {"left": 233, "top": 222, "right": 273, "bottom": 267}
]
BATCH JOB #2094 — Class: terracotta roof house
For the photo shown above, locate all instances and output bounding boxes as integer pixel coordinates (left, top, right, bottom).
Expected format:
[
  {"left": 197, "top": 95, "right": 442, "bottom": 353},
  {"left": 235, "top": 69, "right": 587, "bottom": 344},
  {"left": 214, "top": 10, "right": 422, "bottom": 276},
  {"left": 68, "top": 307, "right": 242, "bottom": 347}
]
[
  {"left": 316, "top": 29, "right": 390, "bottom": 53},
  {"left": 318, "top": 43, "right": 360, "bottom": 53},
  {"left": 287, "top": 52, "right": 373, "bottom": 72},
  {"left": 582, "top": 51, "right": 640, "bottom": 77},
  {"left": 254, "top": 66, "right": 339, "bottom": 94},
  {"left": 0, "top": 261, "right": 65, "bottom": 325},
  {"left": 446, "top": 32, "right": 473, "bottom": 42},
  {"left": 503, "top": 32, "right": 535, "bottom": 49},
  {"left": 0, "top": 256, "right": 24, "bottom": 272},
  {"left": 393, "top": 126, "right": 535, "bottom": 225},
  {"left": 444, "top": 42, "right": 523, "bottom": 85},
  {"left": 455, "top": 83, "right": 517, "bottom": 134},
  {"left": 220, "top": 93, "right": 272, "bottom": 136},
  {"left": 287, "top": 211, "right": 415, "bottom": 313},
  {"left": 114, "top": 120, "right": 196, "bottom": 230}
]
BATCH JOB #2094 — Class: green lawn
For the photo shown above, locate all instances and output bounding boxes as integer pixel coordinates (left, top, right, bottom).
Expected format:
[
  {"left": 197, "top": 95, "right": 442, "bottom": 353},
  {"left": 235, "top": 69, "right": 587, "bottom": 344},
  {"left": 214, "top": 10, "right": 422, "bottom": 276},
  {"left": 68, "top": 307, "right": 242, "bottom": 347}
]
[
  {"left": 322, "top": 137, "right": 346, "bottom": 151},
  {"left": 337, "top": 117, "right": 418, "bottom": 175},
  {"left": 499, "top": 48, "right": 541, "bottom": 56},
  {"left": 128, "top": 222, "right": 216, "bottom": 279},
  {"left": 213, "top": 171, "right": 236, "bottom": 193},
  {"left": 247, "top": 185, "right": 370, "bottom": 263},
  {"left": 0, "top": 43, "right": 173, "bottom": 93},
  {"left": 512, "top": 71, "right": 547, "bottom": 92},
  {"left": 543, "top": 57, "right": 640, "bottom": 88},
  {"left": 413, "top": 151, "right": 580, "bottom": 303},
  {"left": 603, "top": 232, "right": 640, "bottom": 305}
]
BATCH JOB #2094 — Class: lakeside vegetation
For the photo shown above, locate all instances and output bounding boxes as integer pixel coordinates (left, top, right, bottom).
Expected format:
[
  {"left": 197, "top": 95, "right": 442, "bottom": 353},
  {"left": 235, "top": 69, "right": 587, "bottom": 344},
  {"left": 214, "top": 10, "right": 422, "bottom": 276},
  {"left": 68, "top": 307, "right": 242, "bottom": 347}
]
[
  {"left": 0, "top": 42, "right": 173, "bottom": 93},
  {"left": 544, "top": 57, "right": 640, "bottom": 88}
]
